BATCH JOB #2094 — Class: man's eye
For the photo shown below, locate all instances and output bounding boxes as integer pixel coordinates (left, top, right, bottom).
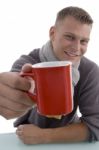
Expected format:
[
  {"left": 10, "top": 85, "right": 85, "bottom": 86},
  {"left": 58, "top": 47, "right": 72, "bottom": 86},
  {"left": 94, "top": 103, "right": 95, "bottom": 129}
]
[
  {"left": 64, "top": 35, "right": 74, "bottom": 40},
  {"left": 81, "top": 40, "right": 89, "bottom": 45}
]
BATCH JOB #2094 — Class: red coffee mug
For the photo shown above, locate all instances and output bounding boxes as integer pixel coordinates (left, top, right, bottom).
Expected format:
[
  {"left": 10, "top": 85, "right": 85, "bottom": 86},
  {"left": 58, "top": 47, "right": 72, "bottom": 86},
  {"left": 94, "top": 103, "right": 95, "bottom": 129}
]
[{"left": 21, "top": 61, "right": 73, "bottom": 115}]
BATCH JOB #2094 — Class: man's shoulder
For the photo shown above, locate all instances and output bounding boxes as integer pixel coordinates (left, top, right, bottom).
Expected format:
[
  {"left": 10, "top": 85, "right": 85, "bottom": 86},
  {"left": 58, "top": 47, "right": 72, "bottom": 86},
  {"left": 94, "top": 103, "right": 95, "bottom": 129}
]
[
  {"left": 80, "top": 56, "right": 98, "bottom": 71},
  {"left": 79, "top": 56, "right": 99, "bottom": 80},
  {"left": 28, "top": 48, "right": 41, "bottom": 62},
  {"left": 75, "top": 57, "right": 99, "bottom": 95},
  {"left": 29, "top": 48, "right": 40, "bottom": 56}
]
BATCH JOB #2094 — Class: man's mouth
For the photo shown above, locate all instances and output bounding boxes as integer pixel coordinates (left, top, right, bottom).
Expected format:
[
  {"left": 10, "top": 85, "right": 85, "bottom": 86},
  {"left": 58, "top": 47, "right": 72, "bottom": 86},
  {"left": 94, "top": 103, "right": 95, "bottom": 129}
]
[{"left": 64, "top": 51, "right": 81, "bottom": 57}]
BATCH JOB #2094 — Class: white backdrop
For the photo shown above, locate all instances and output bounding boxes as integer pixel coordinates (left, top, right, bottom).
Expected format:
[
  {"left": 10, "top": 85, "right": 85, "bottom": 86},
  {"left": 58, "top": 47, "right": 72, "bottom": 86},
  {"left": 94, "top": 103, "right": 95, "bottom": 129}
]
[{"left": 0, "top": 0, "right": 99, "bottom": 133}]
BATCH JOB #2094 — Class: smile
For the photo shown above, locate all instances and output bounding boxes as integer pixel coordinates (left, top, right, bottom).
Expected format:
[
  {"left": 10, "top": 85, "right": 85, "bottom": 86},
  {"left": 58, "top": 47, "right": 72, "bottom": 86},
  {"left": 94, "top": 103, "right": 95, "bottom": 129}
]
[{"left": 64, "top": 51, "right": 81, "bottom": 57}]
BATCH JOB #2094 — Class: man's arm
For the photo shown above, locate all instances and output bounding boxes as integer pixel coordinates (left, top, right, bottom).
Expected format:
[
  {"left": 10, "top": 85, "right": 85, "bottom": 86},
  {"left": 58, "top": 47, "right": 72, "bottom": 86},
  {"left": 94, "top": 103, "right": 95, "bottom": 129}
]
[
  {"left": 46, "top": 122, "right": 89, "bottom": 143},
  {"left": 16, "top": 122, "right": 90, "bottom": 144}
]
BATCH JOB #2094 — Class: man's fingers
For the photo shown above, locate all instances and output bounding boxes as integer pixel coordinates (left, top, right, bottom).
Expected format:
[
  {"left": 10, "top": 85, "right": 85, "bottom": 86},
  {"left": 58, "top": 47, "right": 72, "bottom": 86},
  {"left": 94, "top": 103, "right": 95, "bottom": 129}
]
[
  {"left": 0, "top": 72, "right": 31, "bottom": 91},
  {"left": 0, "top": 95, "right": 32, "bottom": 112},
  {"left": 0, "top": 83, "right": 34, "bottom": 106},
  {"left": 21, "top": 63, "right": 33, "bottom": 73},
  {"left": 0, "top": 106, "right": 27, "bottom": 119}
]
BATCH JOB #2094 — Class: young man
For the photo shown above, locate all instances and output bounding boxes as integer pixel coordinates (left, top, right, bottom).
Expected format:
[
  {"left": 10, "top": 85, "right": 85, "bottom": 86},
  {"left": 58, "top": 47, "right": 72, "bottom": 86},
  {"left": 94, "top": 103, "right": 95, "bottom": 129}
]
[{"left": 0, "top": 6, "right": 99, "bottom": 144}]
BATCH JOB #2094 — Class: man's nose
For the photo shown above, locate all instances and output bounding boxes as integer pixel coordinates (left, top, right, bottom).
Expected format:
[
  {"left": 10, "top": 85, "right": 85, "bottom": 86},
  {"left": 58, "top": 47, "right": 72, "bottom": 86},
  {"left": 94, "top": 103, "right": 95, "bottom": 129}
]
[{"left": 72, "top": 40, "right": 81, "bottom": 51}]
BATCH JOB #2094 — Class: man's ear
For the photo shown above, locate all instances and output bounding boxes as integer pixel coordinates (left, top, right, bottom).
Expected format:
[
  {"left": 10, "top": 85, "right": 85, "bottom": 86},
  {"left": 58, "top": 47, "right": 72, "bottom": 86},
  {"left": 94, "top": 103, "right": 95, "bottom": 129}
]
[{"left": 49, "top": 26, "right": 56, "bottom": 41}]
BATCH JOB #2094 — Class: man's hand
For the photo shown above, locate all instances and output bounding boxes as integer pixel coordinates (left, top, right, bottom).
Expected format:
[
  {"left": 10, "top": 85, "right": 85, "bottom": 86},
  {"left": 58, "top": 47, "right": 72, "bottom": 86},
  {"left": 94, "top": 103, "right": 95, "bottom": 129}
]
[
  {"left": 0, "top": 64, "right": 34, "bottom": 119},
  {"left": 16, "top": 124, "right": 50, "bottom": 144}
]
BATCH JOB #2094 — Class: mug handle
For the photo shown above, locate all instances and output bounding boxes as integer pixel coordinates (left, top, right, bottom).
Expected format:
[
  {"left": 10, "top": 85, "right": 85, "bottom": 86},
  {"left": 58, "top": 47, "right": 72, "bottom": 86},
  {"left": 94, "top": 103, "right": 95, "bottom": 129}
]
[{"left": 20, "top": 72, "right": 37, "bottom": 103}]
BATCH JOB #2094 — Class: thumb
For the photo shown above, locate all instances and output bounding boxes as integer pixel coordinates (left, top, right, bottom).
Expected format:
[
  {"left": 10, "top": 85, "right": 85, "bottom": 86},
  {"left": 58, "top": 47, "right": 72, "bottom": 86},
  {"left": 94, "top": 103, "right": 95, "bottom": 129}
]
[{"left": 21, "top": 63, "right": 33, "bottom": 73}]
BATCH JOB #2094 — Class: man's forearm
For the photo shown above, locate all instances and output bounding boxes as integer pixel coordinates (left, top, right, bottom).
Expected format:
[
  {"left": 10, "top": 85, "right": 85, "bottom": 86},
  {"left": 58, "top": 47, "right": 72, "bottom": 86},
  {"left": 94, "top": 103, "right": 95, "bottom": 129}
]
[{"left": 44, "top": 122, "right": 90, "bottom": 143}]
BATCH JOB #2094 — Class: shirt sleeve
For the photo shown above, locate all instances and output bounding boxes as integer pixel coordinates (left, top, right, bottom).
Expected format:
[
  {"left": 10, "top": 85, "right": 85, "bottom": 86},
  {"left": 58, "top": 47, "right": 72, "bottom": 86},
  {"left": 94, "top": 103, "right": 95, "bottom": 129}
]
[
  {"left": 11, "top": 49, "right": 40, "bottom": 72},
  {"left": 78, "top": 63, "right": 99, "bottom": 141}
]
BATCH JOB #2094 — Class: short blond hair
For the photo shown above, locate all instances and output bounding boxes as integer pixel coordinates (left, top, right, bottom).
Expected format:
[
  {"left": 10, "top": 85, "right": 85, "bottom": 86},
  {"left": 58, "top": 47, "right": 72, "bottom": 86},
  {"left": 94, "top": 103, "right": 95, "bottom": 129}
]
[{"left": 55, "top": 6, "right": 93, "bottom": 25}]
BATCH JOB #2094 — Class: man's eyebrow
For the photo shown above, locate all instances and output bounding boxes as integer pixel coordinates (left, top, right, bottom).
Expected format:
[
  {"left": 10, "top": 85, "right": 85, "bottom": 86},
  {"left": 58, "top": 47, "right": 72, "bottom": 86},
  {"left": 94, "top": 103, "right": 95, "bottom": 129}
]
[{"left": 64, "top": 32, "right": 90, "bottom": 41}]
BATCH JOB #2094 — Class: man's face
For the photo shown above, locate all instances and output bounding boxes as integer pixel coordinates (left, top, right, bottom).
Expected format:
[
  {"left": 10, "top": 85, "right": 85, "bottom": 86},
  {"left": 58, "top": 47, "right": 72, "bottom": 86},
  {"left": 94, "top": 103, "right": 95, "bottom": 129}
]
[{"left": 50, "top": 16, "right": 92, "bottom": 63}]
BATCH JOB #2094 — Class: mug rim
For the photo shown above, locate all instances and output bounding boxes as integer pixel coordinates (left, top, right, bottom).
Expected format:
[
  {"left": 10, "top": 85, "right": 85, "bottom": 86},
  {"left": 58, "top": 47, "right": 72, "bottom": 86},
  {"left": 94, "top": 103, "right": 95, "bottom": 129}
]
[{"left": 32, "top": 61, "right": 72, "bottom": 68}]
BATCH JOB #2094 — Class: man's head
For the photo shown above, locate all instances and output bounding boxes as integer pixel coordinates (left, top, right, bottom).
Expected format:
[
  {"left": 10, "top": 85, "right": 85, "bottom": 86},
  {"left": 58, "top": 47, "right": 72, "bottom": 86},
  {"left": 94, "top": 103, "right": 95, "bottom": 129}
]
[
  {"left": 55, "top": 6, "right": 93, "bottom": 25},
  {"left": 49, "top": 6, "right": 93, "bottom": 63}
]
